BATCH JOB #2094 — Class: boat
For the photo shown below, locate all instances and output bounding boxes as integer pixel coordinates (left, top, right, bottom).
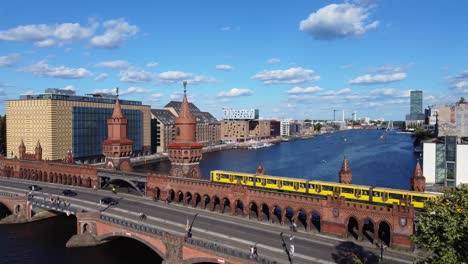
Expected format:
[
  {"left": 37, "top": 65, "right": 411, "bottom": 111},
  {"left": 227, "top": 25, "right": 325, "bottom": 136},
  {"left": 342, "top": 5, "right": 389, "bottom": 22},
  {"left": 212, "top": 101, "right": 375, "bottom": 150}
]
[{"left": 248, "top": 143, "right": 274, "bottom": 149}]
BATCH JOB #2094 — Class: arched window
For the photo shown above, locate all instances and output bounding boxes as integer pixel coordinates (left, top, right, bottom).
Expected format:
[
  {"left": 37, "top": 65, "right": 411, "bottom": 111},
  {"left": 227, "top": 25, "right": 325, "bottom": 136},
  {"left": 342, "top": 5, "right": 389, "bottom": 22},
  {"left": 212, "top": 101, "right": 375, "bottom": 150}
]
[{"left": 176, "top": 127, "right": 180, "bottom": 136}]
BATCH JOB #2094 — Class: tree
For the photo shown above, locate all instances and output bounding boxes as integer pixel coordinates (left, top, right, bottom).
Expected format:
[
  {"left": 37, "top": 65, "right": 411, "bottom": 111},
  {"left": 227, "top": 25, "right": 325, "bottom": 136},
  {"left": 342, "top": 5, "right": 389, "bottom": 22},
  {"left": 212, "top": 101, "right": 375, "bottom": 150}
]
[
  {"left": 412, "top": 184, "right": 468, "bottom": 263},
  {"left": 314, "top": 123, "right": 323, "bottom": 132}
]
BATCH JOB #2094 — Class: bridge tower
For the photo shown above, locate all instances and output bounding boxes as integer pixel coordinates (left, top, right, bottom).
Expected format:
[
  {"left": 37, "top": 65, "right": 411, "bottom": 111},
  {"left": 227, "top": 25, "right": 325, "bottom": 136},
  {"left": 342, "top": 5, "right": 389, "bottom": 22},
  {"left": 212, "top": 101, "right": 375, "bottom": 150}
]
[
  {"left": 411, "top": 160, "right": 425, "bottom": 192},
  {"left": 18, "top": 139, "right": 26, "bottom": 159},
  {"left": 103, "top": 88, "right": 133, "bottom": 171},
  {"left": 35, "top": 140, "right": 42, "bottom": 161},
  {"left": 339, "top": 156, "right": 352, "bottom": 184},
  {"left": 168, "top": 81, "right": 203, "bottom": 178}
]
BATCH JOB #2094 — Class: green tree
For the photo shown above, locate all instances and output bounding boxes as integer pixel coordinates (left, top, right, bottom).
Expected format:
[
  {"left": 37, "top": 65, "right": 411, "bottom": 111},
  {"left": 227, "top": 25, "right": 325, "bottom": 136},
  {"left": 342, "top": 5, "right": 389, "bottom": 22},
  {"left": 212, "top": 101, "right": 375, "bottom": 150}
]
[
  {"left": 412, "top": 184, "right": 468, "bottom": 263},
  {"left": 314, "top": 123, "right": 323, "bottom": 132}
]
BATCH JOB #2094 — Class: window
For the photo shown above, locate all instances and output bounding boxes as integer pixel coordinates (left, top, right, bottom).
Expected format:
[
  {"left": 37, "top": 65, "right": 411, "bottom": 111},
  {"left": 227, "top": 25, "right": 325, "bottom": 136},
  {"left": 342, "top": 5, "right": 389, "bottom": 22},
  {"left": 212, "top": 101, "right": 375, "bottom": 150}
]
[
  {"left": 283, "top": 181, "right": 293, "bottom": 187},
  {"left": 322, "top": 185, "right": 333, "bottom": 191},
  {"left": 372, "top": 191, "right": 380, "bottom": 197},
  {"left": 267, "top": 179, "right": 276, "bottom": 184},
  {"left": 342, "top": 187, "right": 353, "bottom": 194},
  {"left": 176, "top": 127, "right": 180, "bottom": 136},
  {"left": 389, "top": 193, "right": 403, "bottom": 200}
]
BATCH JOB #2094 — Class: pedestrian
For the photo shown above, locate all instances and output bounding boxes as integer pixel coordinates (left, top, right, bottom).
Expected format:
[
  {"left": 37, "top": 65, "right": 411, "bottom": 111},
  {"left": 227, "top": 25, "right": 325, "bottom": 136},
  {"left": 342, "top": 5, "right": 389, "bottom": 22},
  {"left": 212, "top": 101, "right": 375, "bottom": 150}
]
[
  {"left": 253, "top": 244, "right": 258, "bottom": 259},
  {"left": 250, "top": 245, "right": 255, "bottom": 259}
]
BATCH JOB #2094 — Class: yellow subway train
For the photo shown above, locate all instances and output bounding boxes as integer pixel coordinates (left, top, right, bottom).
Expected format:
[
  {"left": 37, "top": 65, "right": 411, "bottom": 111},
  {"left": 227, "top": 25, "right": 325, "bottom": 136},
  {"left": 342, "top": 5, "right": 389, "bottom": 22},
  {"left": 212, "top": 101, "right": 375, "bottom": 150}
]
[{"left": 209, "top": 170, "right": 440, "bottom": 209}]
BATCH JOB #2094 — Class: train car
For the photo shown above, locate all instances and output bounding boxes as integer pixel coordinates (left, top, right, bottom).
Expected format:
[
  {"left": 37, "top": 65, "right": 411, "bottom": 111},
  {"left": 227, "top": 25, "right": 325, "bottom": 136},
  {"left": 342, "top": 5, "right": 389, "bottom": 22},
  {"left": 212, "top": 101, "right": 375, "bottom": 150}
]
[{"left": 210, "top": 170, "right": 440, "bottom": 209}]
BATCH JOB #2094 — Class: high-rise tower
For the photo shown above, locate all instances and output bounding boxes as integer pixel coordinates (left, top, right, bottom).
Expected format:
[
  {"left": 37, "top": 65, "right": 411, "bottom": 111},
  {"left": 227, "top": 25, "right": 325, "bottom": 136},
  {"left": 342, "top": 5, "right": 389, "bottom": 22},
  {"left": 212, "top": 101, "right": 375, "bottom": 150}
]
[
  {"left": 168, "top": 81, "right": 203, "bottom": 178},
  {"left": 103, "top": 88, "right": 133, "bottom": 171}
]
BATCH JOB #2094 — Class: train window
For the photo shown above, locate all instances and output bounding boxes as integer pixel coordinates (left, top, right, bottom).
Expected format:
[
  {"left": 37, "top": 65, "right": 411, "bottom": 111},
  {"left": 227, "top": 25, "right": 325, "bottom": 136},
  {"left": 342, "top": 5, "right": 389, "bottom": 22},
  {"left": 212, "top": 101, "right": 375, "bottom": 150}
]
[
  {"left": 300, "top": 183, "right": 305, "bottom": 188},
  {"left": 389, "top": 193, "right": 403, "bottom": 200},
  {"left": 235, "top": 176, "right": 242, "bottom": 181},
  {"left": 323, "top": 185, "right": 333, "bottom": 191},
  {"left": 372, "top": 191, "right": 380, "bottom": 197},
  {"left": 342, "top": 188, "right": 353, "bottom": 194},
  {"left": 267, "top": 179, "right": 276, "bottom": 184},
  {"left": 362, "top": 190, "right": 369, "bottom": 196},
  {"left": 248, "top": 177, "right": 254, "bottom": 182},
  {"left": 283, "top": 181, "right": 293, "bottom": 187},
  {"left": 309, "top": 184, "right": 315, "bottom": 189},
  {"left": 256, "top": 178, "right": 261, "bottom": 183},
  {"left": 221, "top": 174, "right": 229, "bottom": 179},
  {"left": 412, "top": 196, "right": 427, "bottom": 202}
]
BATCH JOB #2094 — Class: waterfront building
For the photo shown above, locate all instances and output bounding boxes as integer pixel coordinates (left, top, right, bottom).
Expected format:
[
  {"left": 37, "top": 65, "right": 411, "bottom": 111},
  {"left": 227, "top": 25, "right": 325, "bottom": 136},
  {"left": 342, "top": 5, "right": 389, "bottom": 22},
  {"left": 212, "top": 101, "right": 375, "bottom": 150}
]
[
  {"left": 164, "top": 101, "right": 220, "bottom": 147},
  {"left": 405, "top": 90, "right": 425, "bottom": 129},
  {"left": 222, "top": 108, "right": 259, "bottom": 120},
  {"left": 424, "top": 105, "right": 439, "bottom": 126},
  {"left": 270, "top": 120, "right": 281, "bottom": 137},
  {"left": 150, "top": 109, "right": 175, "bottom": 153},
  {"left": 220, "top": 120, "right": 270, "bottom": 143},
  {"left": 280, "top": 120, "right": 290, "bottom": 136},
  {"left": 438, "top": 101, "right": 468, "bottom": 137},
  {"left": 423, "top": 136, "right": 468, "bottom": 187},
  {"left": 289, "top": 121, "right": 302, "bottom": 136},
  {"left": 6, "top": 89, "right": 151, "bottom": 161}
]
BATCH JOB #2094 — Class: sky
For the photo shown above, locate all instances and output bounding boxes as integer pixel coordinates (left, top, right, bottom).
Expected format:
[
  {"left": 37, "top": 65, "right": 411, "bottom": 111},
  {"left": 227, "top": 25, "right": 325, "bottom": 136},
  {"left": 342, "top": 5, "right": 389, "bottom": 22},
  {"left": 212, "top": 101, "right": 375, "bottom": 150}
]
[{"left": 0, "top": 0, "right": 467, "bottom": 120}]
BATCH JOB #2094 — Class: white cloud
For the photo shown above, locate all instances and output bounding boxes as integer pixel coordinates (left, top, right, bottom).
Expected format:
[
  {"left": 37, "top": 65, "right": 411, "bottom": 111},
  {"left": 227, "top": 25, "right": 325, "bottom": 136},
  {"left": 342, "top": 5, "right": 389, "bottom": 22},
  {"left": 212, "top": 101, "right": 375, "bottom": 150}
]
[
  {"left": 372, "top": 63, "right": 414, "bottom": 74},
  {"left": 93, "top": 88, "right": 117, "bottom": 94},
  {"left": 218, "top": 88, "right": 254, "bottom": 97},
  {"left": 287, "top": 86, "right": 323, "bottom": 94},
  {"left": 95, "top": 60, "right": 129, "bottom": 69},
  {"left": 0, "top": 53, "right": 20, "bottom": 67},
  {"left": 89, "top": 18, "right": 138, "bottom": 49},
  {"left": 369, "top": 88, "right": 410, "bottom": 98},
  {"left": 147, "top": 93, "right": 164, "bottom": 102},
  {"left": 19, "top": 61, "right": 92, "bottom": 79},
  {"left": 221, "top": 26, "right": 231, "bottom": 31},
  {"left": 157, "top": 71, "right": 217, "bottom": 85},
  {"left": 170, "top": 91, "right": 194, "bottom": 101},
  {"left": 349, "top": 72, "right": 407, "bottom": 85},
  {"left": 120, "top": 86, "right": 151, "bottom": 95},
  {"left": 215, "top": 64, "right": 233, "bottom": 70},
  {"left": 62, "top": 85, "right": 76, "bottom": 91},
  {"left": 321, "top": 88, "right": 352, "bottom": 96},
  {"left": 0, "top": 21, "right": 97, "bottom": 47},
  {"left": 447, "top": 70, "right": 468, "bottom": 90},
  {"left": 340, "top": 64, "right": 354, "bottom": 69},
  {"left": 94, "top": 73, "right": 108, "bottom": 81},
  {"left": 299, "top": 3, "right": 379, "bottom": 40},
  {"left": 119, "top": 68, "right": 154, "bottom": 83},
  {"left": 146, "top": 61, "right": 159, "bottom": 68},
  {"left": 266, "top": 58, "right": 281, "bottom": 64},
  {"left": 251, "top": 67, "right": 320, "bottom": 84}
]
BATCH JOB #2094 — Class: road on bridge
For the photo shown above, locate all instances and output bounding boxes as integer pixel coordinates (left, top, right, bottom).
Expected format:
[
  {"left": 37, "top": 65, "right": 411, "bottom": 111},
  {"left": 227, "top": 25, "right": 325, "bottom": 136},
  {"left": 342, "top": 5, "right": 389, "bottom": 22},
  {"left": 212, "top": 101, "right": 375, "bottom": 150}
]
[{"left": 0, "top": 177, "right": 416, "bottom": 264}]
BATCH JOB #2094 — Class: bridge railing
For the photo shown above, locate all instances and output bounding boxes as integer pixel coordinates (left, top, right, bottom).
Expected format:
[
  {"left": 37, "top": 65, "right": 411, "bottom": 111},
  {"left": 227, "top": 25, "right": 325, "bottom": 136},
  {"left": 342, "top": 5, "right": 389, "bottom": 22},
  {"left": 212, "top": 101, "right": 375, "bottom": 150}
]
[
  {"left": 99, "top": 214, "right": 276, "bottom": 263},
  {"left": 0, "top": 191, "right": 17, "bottom": 198},
  {"left": 28, "top": 198, "right": 78, "bottom": 215}
]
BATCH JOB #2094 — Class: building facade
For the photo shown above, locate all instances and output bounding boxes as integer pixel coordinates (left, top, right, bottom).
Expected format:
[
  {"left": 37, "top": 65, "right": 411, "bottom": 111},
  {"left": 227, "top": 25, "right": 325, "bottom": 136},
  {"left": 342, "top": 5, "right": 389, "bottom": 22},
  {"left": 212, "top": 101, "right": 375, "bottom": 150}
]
[
  {"left": 438, "top": 102, "right": 468, "bottom": 137},
  {"left": 423, "top": 137, "right": 468, "bottom": 187},
  {"left": 280, "top": 120, "right": 290, "bottom": 136},
  {"left": 220, "top": 120, "right": 271, "bottom": 142},
  {"left": 150, "top": 109, "right": 175, "bottom": 153},
  {"left": 405, "top": 90, "right": 425, "bottom": 129},
  {"left": 222, "top": 108, "right": 259, "bottom": 120},
  {"left": 164, "top": 101, "right": 220, "bottom": 147},
  {"left": 6, "top": 89, "right": 151, "bottom": 161},
  {"left": 270, "top": 120, "right": 281, "bottom": 137}
]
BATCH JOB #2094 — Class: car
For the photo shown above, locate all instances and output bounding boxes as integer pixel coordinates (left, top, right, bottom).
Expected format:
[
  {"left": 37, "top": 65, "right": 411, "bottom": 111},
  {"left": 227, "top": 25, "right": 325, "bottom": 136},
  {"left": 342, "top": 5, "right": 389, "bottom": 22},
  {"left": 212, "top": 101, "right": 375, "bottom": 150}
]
[
  {"left": 62, "top": 189, "right": 77, "bottom": 196},
  {"left": 99, "top": 197, "right": 118, "bottom": 206},
  {"left": 28, "top": 185, "right": 41, "bottom": 191}
]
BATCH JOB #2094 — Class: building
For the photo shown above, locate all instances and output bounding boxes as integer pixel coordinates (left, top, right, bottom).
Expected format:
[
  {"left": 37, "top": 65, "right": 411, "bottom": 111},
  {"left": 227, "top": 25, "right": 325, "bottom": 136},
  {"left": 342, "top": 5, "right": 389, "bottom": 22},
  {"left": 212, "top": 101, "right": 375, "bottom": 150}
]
[
  {"left": 438, "top": 101, "right": 468, "bottom": 137},
  {"left": 164, "top": 101, "right": 220, "bottom": 147},
  {"left": 150, "top": 109, "right": 175, "bottom": 153},
  {"left": 222, "top": 108, "right": 259, "bottom": 120},
  {"left": 270, "top": 120, "right": 281, "bottom": 137},
  {"left": 423, "top": 137, "right": 468, "bottom": 187},
  {"left": 220, "top": 120, "right": 270, "bottom": 142},
  {"left": 405, "top": 90, "right": 425, "bottom": 129},
  {"left": 6, "top": 89, "right": 151, "bottom": 161},
  {"left": 280, "top": 120, "right": 290, "bottom": 136},
  {"left": 424, "top": 105, "right": 439, "bottom": 126},
  {"left": 289, "top": 121, "right": 302, "bottom": 136}
]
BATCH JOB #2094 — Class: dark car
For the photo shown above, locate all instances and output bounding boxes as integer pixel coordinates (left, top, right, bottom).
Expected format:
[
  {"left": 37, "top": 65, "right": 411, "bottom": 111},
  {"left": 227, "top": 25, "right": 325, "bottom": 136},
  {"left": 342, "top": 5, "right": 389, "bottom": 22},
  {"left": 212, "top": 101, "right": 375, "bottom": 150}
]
[
  {"left": 100, "top": 197, "right": 118, "bottom": 206},
  {"left": 62, "top": 189, "right": 77, "bottom": 196},
  {"left": 28, "top": 185, "right": 41, "bottom": 191}
]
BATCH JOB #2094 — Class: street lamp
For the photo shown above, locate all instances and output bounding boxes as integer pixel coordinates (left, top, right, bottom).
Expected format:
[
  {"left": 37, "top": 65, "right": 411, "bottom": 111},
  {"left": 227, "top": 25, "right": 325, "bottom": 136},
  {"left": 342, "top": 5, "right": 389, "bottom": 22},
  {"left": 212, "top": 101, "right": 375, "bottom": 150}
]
[
  {"left": 280, "top": 232, "right": 294, "bottom": 264},
  {"left": 185, "top": 213, "right": 198, "bottom": 241}
]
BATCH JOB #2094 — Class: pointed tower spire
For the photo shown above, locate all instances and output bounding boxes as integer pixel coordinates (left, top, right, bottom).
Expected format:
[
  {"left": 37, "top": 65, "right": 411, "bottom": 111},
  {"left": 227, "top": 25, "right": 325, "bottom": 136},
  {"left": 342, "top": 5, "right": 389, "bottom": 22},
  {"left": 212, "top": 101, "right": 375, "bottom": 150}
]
[
  {"left": 112, "top": 87, "right": 124, "bottom": 119},
  {"left": 411, "top": 159, "right": 426, "bottom": 192},
  {"left": 339, "top": 155, "right": 352, "bottom": 184},
  {"left": 179, "top": 80, "right": 193, "bottom": 118},
  {"left": 18, "top": 139, "right": 26, "bottom": 159}
]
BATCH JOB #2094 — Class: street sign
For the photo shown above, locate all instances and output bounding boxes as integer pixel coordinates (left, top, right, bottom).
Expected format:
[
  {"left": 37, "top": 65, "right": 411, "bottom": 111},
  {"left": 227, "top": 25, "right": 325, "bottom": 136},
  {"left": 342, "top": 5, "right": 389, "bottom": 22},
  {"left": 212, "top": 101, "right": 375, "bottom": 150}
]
[{"left": 217, "top": 257, "right": 225, "bottom": 264}]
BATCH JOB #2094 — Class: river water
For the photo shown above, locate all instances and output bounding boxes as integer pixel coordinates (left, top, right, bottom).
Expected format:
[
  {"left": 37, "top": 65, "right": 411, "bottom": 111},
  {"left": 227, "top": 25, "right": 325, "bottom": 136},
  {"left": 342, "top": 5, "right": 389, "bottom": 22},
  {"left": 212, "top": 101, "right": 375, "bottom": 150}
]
[{"left": 0, "top": 129, "right": 417, "bottom": 263}]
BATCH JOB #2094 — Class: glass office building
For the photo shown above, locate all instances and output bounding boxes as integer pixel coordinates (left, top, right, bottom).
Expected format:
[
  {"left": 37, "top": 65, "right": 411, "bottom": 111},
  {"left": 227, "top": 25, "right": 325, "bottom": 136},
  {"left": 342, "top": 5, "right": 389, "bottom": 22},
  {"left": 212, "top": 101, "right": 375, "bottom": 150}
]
[
  {"left": 72, "top": 107, "right": 143, "bottom": 160},
  {"left": 410, "top": 90, "right": 423, "bottom": 115}
]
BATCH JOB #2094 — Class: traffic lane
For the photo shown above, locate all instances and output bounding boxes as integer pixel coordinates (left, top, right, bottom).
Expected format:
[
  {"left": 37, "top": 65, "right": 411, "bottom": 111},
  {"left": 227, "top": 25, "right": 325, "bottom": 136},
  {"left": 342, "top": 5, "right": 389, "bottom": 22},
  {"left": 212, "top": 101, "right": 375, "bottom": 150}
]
[{"left": 0, "top": 179, "right": 412, "bottom": 263}]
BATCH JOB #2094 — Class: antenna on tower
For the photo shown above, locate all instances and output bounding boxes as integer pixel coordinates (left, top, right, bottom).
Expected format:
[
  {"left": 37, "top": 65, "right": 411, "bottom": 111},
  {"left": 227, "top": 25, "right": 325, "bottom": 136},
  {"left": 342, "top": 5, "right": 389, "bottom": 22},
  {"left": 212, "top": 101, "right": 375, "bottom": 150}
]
[
  {"left": 183, "top": 81, "right": 187, "bottom": 94},
  {"left": 116, "top": 87, "right": 119, "bottom": 98}
]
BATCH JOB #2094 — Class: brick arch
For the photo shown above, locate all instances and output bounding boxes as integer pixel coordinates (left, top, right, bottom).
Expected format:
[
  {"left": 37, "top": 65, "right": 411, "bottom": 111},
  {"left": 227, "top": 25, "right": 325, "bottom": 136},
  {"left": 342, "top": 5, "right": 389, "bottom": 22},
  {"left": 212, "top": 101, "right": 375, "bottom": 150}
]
[
  {"left": 185, "top": 191, "right": 192, "bottom": 206},
  {"left": 346, "top": 215, "right": 360, "bottom": 240},
  {"left": 377, "top": 220, "right": 392, "bottom": 246},
  {"left": 182, "top": 257, "right": 220, "bottom": 264},
  {"left": 0, "top": 200, "right": 14, "bottom": 215},
  {"left": 259, "top": 203, "right": 270, "bottom": 222},
  {"left": 310, "top": 210, "right": 321, "bottom": 232},
  {"left": 361, "top": 217, "right": 376, "bottom": 243},
  {"left": 270, "top": 204, "right": 282, "bottom": 224},
  {"left": 95, "top": 232, "right": 166, "bottom": 259},
  {"left": 192, "top": 192, "right": 202, "bottom": 208},
  {"left": 202, "top": 194, "right": 210, "bottom": 209},
  {"left": 247, "top": 200, "right": 259, "bottom": 220},
  {"left": 296, "top": 208, "right": 309, "bottom": 231},
  {"left": 221, "top": 197, "right": 231, "bottom": 213},
  {"left": 211, "top": 195, "right": 221, "bottom": 212},
  {"left": 176, "top": 190, "right": 184, "bottom": 204}
]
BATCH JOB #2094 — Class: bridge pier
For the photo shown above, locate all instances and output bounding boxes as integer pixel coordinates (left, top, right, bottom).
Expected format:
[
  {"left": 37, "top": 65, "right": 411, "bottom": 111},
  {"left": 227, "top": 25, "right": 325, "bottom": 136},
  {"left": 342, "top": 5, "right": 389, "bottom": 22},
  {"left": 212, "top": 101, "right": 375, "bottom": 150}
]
[
  {"left": 66, "top": 211, "right": 103, "bottom": 248},
  {"left": 0, "top": 194, "right": 31, "bottom": 224}
]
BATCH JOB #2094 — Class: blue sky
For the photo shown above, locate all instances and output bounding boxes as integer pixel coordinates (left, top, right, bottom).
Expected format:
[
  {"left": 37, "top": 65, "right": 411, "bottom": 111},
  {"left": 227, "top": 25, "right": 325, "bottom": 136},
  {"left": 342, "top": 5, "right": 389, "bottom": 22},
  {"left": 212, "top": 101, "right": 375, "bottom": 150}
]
[{"left": 0, "top": 0, "right": 467, "bottom": 120}]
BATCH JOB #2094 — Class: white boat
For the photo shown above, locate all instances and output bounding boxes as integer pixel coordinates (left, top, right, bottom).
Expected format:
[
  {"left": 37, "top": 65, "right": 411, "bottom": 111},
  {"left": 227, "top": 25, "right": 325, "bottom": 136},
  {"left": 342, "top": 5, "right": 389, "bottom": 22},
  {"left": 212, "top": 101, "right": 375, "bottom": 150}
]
[{"left": 248, "top": 143, "right": 274, "bottom": 149}]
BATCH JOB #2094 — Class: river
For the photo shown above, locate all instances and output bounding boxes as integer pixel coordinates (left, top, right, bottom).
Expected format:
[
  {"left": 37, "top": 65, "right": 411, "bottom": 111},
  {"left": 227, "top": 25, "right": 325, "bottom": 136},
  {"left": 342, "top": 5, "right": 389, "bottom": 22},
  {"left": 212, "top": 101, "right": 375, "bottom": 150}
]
[{"left": 0, "top": 129, "right": 417, "bottom": 263}]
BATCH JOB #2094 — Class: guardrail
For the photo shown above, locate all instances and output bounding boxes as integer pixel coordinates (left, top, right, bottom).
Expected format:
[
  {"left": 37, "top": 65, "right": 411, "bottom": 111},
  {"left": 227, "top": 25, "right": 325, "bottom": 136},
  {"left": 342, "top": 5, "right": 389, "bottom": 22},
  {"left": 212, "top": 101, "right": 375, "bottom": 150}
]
[
  {"left": 29, "top": 199, "right": 78, "bottom": 215},
  {"left": 0, "top": 191, "right": 17, "bottom": 198},
  {"left": 100, "top": 214, "right": 276, "bottom": 263}
]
